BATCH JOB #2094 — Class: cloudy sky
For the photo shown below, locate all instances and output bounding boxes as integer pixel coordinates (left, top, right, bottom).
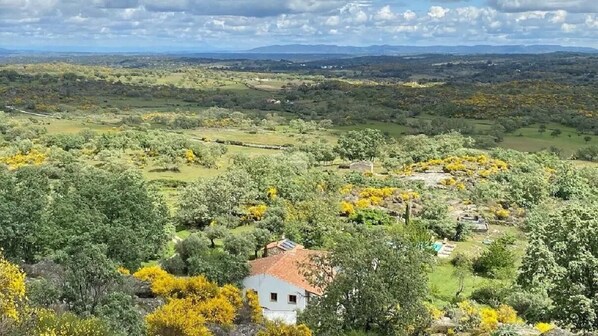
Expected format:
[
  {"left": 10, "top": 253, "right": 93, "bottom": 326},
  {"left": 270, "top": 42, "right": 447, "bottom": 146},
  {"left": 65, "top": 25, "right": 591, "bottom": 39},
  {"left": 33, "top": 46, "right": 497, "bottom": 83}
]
[{"left": 2, "top": 0, "right": 598, "bottom": 51}]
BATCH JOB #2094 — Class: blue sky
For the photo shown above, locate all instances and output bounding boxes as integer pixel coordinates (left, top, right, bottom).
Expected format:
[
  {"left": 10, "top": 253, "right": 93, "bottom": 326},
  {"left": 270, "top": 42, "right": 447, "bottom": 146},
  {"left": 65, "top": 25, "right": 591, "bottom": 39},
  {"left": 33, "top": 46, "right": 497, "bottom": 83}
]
[{"left": 1, "top": 0, "right": 598, "bottom": 51}]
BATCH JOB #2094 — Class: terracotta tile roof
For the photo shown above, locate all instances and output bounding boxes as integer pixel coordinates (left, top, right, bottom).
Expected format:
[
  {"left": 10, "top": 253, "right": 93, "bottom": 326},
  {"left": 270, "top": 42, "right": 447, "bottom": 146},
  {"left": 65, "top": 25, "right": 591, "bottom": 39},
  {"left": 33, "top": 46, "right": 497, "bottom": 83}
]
[{"left": 249, "top": 249, "right": 324, "bottom": 295}]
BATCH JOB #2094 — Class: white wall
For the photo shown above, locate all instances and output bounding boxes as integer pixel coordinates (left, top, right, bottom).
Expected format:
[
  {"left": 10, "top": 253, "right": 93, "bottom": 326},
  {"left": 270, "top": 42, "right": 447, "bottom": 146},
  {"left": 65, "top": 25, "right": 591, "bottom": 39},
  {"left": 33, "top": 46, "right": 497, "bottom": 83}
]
[{"left": 243, "top": 274, "right": 308, "bottom": 321}]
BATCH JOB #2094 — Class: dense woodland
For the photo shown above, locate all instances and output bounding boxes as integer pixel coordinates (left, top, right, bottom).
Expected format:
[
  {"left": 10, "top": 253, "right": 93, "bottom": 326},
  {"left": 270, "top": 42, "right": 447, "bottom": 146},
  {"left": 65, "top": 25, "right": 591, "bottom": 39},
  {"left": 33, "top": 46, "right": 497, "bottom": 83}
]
[{"left": 0, "top": 54, "right": 597, "bottom": 335}]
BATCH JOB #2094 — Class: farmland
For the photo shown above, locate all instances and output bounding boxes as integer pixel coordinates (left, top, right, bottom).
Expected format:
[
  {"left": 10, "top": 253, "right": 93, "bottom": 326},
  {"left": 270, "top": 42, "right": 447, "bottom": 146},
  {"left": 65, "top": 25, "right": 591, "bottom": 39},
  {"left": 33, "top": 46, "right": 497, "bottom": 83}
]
[{"left": 1, "top": 53, "right": 597, "bottom": 335}]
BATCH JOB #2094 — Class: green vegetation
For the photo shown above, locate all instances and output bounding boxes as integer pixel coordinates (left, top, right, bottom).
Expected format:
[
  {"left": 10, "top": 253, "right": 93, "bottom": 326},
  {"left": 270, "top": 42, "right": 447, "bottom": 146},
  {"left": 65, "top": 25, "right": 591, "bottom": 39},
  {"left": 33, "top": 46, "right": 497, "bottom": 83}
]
[{"left": 1, "top": 53, "right": 597, "bottom": 335}]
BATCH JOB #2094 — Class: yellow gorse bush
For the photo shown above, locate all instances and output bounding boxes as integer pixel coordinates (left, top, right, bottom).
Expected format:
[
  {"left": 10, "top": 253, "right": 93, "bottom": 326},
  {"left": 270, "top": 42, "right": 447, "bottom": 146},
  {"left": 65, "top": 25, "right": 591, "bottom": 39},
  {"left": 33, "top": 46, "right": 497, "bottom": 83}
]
[
  {"left": 32, "top": 309, "right": 111, "bottom": 336},
  {"left": 0, "top": 149, "right": 47, "bottom": 170},
  {"left": 135, "top": 266, "right": 262, "bottom": 335},
  {"left": 246, "top": 204, "right": 268, "bottom": 221},
  {"left": 267, "top": 187, "right": 278, "bottom": 200},
  {"left": 340, "top": 201, "right": 355, "bottom": 216},
  {"left": 397, "top": 155, "right": 509, "bottom": 181},
  {"left": 0, "top": 253, "right": 26, "bottom": 321},
  {"left": 535, "top": 322, "right": 554, "bottom": 333},
  {"left": 497, "top": 304, "right": 520, "bottom": 324},
  {"left": 479, "top": 307, "right": 499, "bottom": 332},
  {"left": 257, "top": 321, "right": 313, "bottom": 336}
]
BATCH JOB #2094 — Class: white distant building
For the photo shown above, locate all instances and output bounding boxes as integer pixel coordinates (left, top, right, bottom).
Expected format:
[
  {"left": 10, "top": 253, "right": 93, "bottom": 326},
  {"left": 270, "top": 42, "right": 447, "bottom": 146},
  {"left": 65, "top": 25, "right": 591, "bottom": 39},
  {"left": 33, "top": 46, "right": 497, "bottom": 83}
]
[{"left": 243, "top": 242, "right": 323, "bottom": 324}]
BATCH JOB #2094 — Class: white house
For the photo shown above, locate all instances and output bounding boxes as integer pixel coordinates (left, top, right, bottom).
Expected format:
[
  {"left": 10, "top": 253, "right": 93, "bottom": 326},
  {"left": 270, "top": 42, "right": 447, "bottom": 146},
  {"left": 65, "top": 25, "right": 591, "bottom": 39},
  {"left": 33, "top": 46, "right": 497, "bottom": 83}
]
[{"left": 243, "top": 246, "right": 323, "bottom": 324}]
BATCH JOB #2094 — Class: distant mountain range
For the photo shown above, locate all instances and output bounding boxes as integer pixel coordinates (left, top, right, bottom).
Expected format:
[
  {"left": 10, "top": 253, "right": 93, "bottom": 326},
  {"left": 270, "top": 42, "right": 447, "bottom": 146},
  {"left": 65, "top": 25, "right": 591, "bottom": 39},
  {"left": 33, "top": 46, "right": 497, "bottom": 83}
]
[{"left": 247, "top": 44, "right": 598, "bottom": 55}]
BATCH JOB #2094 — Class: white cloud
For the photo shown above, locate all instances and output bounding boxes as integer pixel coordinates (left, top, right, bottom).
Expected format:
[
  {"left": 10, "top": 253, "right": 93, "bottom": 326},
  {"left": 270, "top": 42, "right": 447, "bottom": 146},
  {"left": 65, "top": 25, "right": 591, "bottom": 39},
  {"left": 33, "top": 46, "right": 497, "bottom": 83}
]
[
  {"left": 428, "top": 6, "right": 449, "bottom": 19},
  {"left": 561, "top": 23, "right": 576, "bottom": 32},
  {"left": 2, "top": 1, "right": 598, "bottom": 50},
  {"left": 403, "top": 10, "right": 416, "bottom": 21},
  {"left": 325, "top": 15, "right": 340, "bottom": 26},
  {"left": 550, "top": 10, "right": 568, "bottom": 23},
  {"left": 374, "top": 5, "right": 395, "bottom": 21},
  {"left": 490, "top": 0, "right": 598, "bottom": 13}
]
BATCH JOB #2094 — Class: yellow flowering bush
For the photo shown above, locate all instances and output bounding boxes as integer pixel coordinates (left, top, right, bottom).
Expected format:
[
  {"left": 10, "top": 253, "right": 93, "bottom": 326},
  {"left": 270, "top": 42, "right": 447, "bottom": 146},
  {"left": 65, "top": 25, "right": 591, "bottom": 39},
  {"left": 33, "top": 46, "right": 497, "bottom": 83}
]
[
  {"left": 399, "top": 191, "right": 420, "bottom": 201},
  {"left": 219, "top": 284, "right": 243, "bottom": 310},
  {"left": 0, "top": 149, "right": 47, "bottom": 170},
  {"left": 184, "top": 149, "right": 196, "bottom": 163},
  {"left": 355, "top": 198, "right": 371, "bottom": 209},
  {"left": 246, "top": 204, "right": 268, "bottom": 221},
  {"left": 33, "top": 309, "right": 112, "bottom": 336},
  {"left": 535, "top": 322, "right": 554, "bottom": 333},
  {"left": 479, "top": 307, "right": 499, "bottom": 332},
  {"left": 493, "top": 208, "right": 510, "bottom": 220},
  {"left": 133, "top": 265, "right": 170, "bottom": 283},
  {"left": 138, "top": 267, "right": 261, "bottom": 335},
  {"left": 339, "top": 184, "right": 353, "bottom": 195},
  {"left": 0, "top": 253, "right": 26, "bottom": 321},
  {"left": 441, "top": 177, "right": 457, "bottom": 186},
  {"left": 424, "top": 302, "right": 443, "bottom": 320},
  {"left": 146, "top": 298, "right": 211, "bottom": 336},
  {"left": 257, "top": 321, "right": 313, "bottom": 336},
  {"left": 340, "top": 201, "right": 355, "bottom": 216},
  {"left": 246, "top": 289, "right": 263, "bottom": 324},
  {"left": 398, "top": 155, "right": 509, "bottom": 180},
  {"left": 267, "top": 187, "right": 278, "bottom": 200},
  {"left": 116, "top": 266, "right": 130, "bottom": 275},
  {"left": 496, "top": 304, "right": 519, "bottom": 324}
]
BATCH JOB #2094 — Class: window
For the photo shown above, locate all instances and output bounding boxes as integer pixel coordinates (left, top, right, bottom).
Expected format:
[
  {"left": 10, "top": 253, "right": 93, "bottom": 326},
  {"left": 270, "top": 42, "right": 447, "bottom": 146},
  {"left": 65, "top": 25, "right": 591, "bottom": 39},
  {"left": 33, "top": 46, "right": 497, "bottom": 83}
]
[
  {"left": 288, "top": 295, "right": 297, "bottom": 304},
  {"left": 270, "top": 293, "right": 278, "bottom": 302}
]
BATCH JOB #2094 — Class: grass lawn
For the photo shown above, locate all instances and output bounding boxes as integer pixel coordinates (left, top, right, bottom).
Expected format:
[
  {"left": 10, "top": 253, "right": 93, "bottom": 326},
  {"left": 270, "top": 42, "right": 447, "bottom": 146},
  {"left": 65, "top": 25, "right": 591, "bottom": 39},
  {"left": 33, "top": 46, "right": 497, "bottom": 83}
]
[
  {"left": 428, "top": 224, "right": 527, "bottom": 306},
  {"left": 332, "top": 121, "right": 410, "bottom": 138},
  {"left": 500, "top": 123, "right": 597, "bottom": 156}
]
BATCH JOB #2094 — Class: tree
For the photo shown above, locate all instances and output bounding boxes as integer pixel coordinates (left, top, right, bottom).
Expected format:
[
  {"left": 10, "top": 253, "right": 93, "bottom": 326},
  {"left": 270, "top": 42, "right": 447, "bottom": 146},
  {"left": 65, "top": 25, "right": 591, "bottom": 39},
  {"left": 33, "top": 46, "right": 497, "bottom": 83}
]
[
  {"left": 297, "top": 141, "right": 336, "bottom": 165},
  {"left": 45, "top": 166, "right": 169, "bottom": 269},
  {"left": 335, "top": 128, "right": 386, "bottom": 161},
  {"left": 177, "top": 170, "right": 256, "bottom": 228},
  {"left": 300, "top": 228, "right": 431, "bottom": 335},
  {"left": 251, "top": 228, "right": 273, "bottom": 258},
  {"left": 223, "top": 233, "right": 255, "bottom": 258},
  {"left": 0, "top": 164, "right": 168, "bottom": 269},
  {"left": 538, "top": 124, "right": 546, "bottom": 134},
  {"left": 584, "top": 135, "right": 592, "bottom": 143},
  {"left": 451, "top": 253, "right": 473, "bottom": 301},
  {"left": 473, "top": 239, "right": 516, "bottom": 279},
  {"left": 97, "top": 292, "right": 145, "bottom": 336},
  {"left": 518, "top": 202, "right": 598, "bottom": 331},
  {"left": 0, "top": 166, "right": 50, "bottom": 263},
  {"left": 162, "top": 234, "right": 249, "bottom": 285},
  {"left": 60, "top": 244, "right": 120, "bottom": 315},
  {"left": 550, "top": 129, "right": 562, "bottom": 137},
  {"left": 204, "top": 224, "right": 228, "bottom": 248},
  {"left": 187, "top": 250, "right": 249, "bottom": 286}
]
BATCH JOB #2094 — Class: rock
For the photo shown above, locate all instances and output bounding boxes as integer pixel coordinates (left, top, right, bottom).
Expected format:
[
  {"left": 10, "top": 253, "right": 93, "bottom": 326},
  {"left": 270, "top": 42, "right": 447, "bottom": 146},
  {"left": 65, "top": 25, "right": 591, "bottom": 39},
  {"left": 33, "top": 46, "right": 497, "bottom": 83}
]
[
  {"left": 429, "top": 317, "right": 458, "bottom": 333},
  {"left": 543, "top": 329, "right": 574, "bottom": 336},
  {"left": 349, "top": 160, "right": 374, "bottom": 173}
]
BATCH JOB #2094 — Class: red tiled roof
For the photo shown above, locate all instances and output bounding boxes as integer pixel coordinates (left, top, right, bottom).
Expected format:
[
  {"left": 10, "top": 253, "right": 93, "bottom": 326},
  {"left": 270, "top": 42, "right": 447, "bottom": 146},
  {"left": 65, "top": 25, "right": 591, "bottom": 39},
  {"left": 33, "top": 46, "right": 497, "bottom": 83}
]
[{"left": 249, "top": 249, "right": 324, "bottom": 295}]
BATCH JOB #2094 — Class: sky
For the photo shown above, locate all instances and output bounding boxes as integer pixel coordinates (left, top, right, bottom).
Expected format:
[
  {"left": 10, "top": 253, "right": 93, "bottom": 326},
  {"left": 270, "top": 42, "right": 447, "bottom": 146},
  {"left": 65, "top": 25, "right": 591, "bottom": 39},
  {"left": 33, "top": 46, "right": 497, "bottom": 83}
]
[{"left": 2, "top": 0, "right": 598, "bottom": 51}]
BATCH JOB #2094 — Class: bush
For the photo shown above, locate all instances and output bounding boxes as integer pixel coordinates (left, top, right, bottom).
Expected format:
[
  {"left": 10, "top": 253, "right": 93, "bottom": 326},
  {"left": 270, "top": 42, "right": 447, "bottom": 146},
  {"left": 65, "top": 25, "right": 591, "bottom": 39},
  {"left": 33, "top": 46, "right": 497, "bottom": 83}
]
[
  {"left": 573, "top": 145, "right": 598, "bottom": 162},
  {"left": 349, "top": 208, "right": 395, "bottom": 226},
  {"left": 470, "top": 286, "right": 508, "bottom": 307},
  {"left": 504, "top": 290, "right": 552, "bottom": 323},
  {"left": 473, "top": 240, "right": 516, "bottom": 279}
]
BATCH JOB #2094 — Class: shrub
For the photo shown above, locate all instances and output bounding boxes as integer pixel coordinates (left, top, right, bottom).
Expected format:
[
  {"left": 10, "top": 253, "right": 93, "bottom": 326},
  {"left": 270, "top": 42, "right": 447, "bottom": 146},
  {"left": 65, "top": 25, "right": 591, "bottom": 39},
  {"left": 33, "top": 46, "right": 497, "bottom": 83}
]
[
  {"left": 470, "top": 286, "right": 508, "bottom": 307},
  {"left": 534, "top": 322, "right": 554, "bottom": 333},
  {"left": 257, "top": 321, "right": 312, "bottom": 336},
  {"left": 349, "top": 208, "right": 395, "bottom": 226},
  {"left": 473, "top": 240, "right": 516, "bottom": 279},
  {"left": 504, "top": 290, "right": 552, "bottom": 323}
]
